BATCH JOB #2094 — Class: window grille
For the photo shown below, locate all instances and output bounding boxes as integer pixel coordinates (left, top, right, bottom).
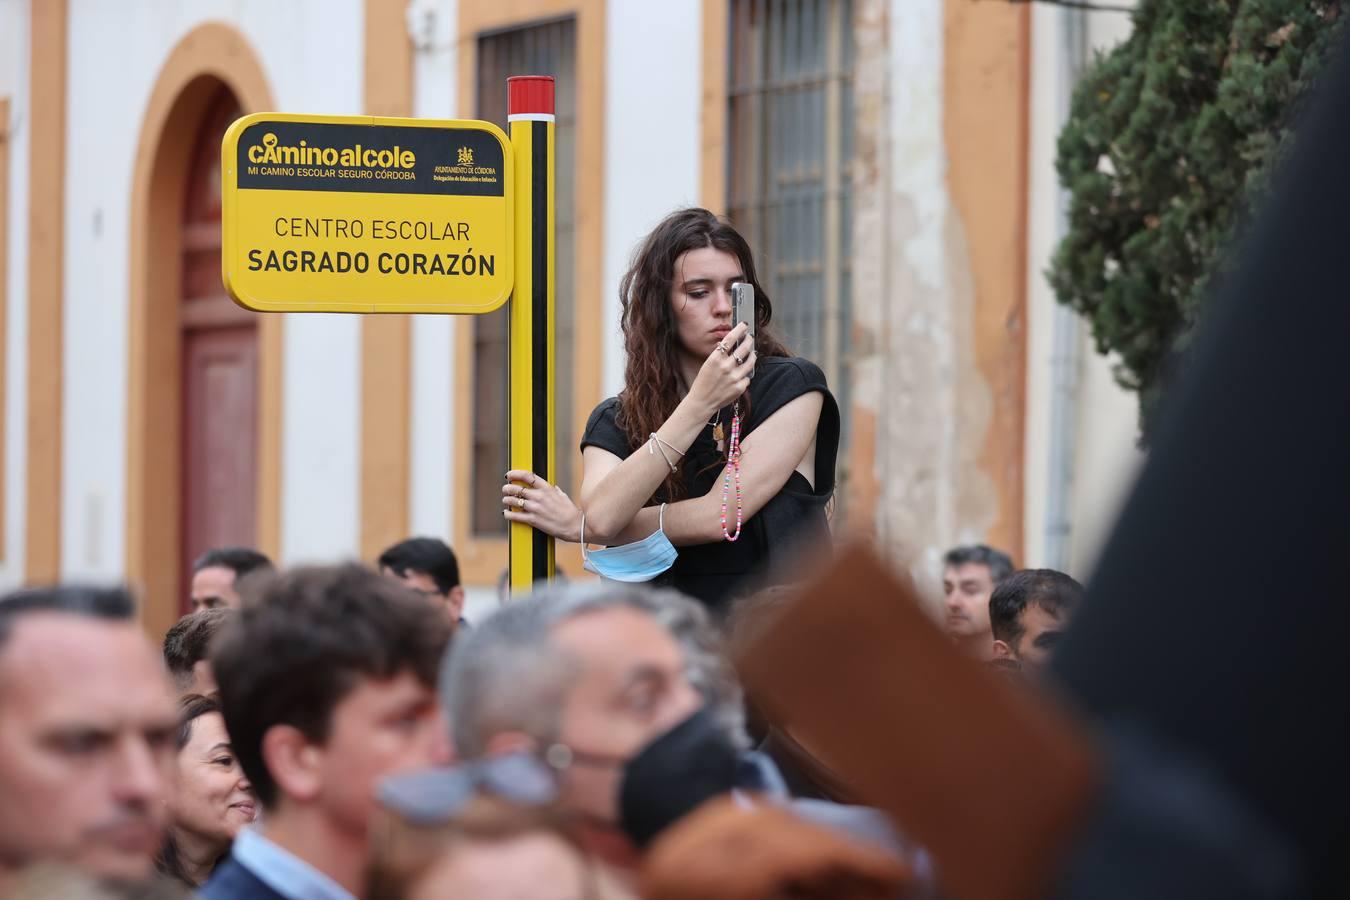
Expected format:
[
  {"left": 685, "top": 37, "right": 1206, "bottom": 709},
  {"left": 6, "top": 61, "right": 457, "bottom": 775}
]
[
  {"left": 728, "top": 0, "right": 855, "bottom": 499},
  {"left": 472, "top": 17, "right": 577, "bottom": 536}
]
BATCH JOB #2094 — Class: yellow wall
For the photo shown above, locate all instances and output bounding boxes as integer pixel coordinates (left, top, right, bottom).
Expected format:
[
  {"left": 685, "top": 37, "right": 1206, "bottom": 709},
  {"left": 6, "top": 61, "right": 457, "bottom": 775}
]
[
  {"left": 25, "top": 0, "right": 66, "bottom": 582},
  {"left": 700, "top": 0, "right": 727, "bottom": 212},
  {"left": 944, "top": 0, "right": 1031, "bottom": 561},
  {"left": 360, "top": 0, "right": 415, "bottom": 563}
]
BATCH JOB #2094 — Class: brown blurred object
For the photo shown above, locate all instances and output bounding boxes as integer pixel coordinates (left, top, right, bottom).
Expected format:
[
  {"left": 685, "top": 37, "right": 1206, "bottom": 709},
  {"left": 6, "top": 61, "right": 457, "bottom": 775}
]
[
  {"left": 756, "top": 724, "right": 858, "bottom": 802},
  {"left": 640, "top": 796, "right": 912, "bottom": 900},
  {"left": 986, "top": 657, "right": 1025, "bottom": 685},
  {"left": 736, "top": 544, "right": 1099, "bottom": 900},
  {"left": 726, "top": 584, "right": 860, "bottom": 803}
]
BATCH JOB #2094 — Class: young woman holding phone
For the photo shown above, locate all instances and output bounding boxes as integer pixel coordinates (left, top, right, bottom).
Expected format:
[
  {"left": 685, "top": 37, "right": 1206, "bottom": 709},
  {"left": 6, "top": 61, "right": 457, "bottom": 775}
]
[{"left": 503, "top": 207, "right": 839, "bottom": 612}]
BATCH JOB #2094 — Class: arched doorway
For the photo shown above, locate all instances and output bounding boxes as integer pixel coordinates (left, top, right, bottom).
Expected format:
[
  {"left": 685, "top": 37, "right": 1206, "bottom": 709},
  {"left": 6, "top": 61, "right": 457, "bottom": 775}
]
[
  {"left": 127, "top": 23, "right": 281, "bottom": 637},
  {"left": 178, "top": 88, "right": 258, "bottom": 610}
]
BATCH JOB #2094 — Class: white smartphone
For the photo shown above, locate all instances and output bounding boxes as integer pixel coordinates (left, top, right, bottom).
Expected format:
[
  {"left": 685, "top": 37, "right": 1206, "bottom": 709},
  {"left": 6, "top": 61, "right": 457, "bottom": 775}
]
[{"left": 732, "top": 282, "right": 755, "bottom": 371}]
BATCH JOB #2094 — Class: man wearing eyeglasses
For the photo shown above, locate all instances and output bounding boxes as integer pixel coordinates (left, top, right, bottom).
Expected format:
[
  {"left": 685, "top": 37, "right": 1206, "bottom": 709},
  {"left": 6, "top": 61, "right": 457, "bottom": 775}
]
[{"left": 435, "top": 584, "right": 903, "bottom": 877}]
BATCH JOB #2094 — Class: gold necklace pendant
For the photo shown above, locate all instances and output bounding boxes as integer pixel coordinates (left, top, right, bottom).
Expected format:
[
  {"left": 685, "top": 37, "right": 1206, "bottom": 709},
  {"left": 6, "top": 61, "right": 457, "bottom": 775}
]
[{"left": 712, "top": 421, "right": 725, "bottom": 443}]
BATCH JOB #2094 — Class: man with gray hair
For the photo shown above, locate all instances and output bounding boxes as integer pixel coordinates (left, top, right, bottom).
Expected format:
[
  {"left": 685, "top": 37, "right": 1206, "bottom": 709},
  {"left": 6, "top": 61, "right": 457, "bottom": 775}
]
[
  {"left": 439, "top": 583, "right": 903, "bottom": 873},
  {"left": 442, "top": 584, "right": 723, "bottom": 866}
]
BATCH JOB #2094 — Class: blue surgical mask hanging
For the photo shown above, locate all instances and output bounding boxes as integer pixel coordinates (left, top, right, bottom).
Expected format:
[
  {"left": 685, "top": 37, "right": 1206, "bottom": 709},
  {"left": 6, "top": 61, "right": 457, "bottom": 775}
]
[{"left": 581, "top": 504, "right": 678, "bottom": 582}]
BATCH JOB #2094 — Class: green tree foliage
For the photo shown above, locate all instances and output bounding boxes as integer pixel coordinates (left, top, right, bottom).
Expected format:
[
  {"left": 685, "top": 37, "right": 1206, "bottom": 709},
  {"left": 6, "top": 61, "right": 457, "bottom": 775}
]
[{"left": 1050, "top": 0, "right": 1344, "bottom": 432}]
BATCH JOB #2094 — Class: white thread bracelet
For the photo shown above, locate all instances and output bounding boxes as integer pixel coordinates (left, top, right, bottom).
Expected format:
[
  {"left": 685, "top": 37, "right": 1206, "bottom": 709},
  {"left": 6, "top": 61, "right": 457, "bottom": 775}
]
[{"left": 648, "top": 433, "right": 682, "bottom": 473}]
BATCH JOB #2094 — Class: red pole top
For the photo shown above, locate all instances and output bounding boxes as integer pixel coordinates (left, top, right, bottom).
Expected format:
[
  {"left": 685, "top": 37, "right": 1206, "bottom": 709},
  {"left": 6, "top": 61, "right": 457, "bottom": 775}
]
[{"left": 507, "top": 76, "right": 556, "bottom": 117}]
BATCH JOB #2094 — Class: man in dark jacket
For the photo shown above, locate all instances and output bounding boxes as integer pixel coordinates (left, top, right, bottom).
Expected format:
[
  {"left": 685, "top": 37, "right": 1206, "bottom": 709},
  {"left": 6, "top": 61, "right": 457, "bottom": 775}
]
[{"left": 202, "top": 565, "right": 451, "bottom": 900}]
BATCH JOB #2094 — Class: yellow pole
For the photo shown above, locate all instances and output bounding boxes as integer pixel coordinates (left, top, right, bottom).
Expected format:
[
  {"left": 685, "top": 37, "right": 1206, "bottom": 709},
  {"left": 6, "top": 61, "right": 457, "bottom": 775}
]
[{"left": 507, "top": 76, "right": 556, "bottom": 595}]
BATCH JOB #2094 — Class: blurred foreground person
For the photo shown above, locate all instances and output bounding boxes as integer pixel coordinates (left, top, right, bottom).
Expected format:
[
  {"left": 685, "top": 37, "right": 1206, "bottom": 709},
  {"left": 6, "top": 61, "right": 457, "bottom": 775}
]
[
  {"left": 442, "top": 585, "right": 715, "bottom": 874},
  {"left": 990, "top": 569, "right": 1083, "bottom": 677},
  {"left": 0, "top": 587, "right": 176, "bottom": 892},
  {"left": 378, "top": 537, "right": 468, "bottom": 630},
  {"left": 641, "top": 797, "right": 910, "bottom": 900},
  {"left": 157, "top": 695, "right": 257, "bottom": 888},
  {"left": 941, "top": 544, "right": 1013, "bottom": 659},
  {"left": 202, "top": 565, "right": 452, "bottom": 900},
  {"left": 162, "top": 608, "right": 234, "bottom": 697},
  {"left": 370, "top": 757, "right": 631, "bottom": 900},
  {"left": 0, "top": 862, "right": 187, "bottom": 900},
  {"left": 441, "top": 583, "right": 905, "bottom": 888},
  {"left": 189, "top": 547, "right": 273, "bottom": 613},
  {"left": 1044, "top": 19, "right": 1350, "bottom": 899}
]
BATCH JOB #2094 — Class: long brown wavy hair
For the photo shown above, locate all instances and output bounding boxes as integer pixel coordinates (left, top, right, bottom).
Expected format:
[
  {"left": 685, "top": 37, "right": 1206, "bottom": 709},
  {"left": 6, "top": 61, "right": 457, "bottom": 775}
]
[{"left": 617, "top": 208, "right": 791, "bottom": 499}]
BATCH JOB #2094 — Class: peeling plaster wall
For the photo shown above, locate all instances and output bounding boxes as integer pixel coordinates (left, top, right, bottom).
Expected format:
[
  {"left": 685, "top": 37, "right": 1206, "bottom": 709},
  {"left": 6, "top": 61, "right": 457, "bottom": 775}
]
[
  {"left": 850, "top": 0, "right": 1026, "bottom": 601},
  {"left": 889, "top": 0, "right": 984, "bottom": 578},
  {"left": 844, "top": 0, "right": 888, "bottom": 540}
]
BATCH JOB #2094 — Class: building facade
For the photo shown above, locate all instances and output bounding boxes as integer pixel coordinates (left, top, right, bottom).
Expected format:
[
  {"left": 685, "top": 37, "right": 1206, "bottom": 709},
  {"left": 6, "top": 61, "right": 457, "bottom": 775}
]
[{"left": 0, "top": 0, "right": 1140, "bottom": 634}]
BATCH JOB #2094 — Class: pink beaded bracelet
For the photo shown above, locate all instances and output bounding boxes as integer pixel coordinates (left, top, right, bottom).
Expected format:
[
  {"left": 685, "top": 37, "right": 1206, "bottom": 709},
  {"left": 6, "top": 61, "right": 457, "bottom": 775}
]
[{"left": 721, "top": 403, "right": 744, "bottom": 542}]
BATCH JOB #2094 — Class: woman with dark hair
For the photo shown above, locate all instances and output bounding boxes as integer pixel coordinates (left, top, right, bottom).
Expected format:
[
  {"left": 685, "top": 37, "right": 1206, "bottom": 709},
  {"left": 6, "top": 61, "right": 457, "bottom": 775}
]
[
  {"left": 156, "top": 695, "right": 257, "bottom": 888},
  {"left": 504, "top": 207, "right": 839, "bottom": 612}
]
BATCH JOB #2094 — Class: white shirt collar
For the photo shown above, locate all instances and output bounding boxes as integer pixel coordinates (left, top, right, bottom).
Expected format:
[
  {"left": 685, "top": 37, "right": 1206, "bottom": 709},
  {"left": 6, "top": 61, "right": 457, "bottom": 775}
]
[{"left": 232, "top": 826, "right": 356, "bottom": 900}]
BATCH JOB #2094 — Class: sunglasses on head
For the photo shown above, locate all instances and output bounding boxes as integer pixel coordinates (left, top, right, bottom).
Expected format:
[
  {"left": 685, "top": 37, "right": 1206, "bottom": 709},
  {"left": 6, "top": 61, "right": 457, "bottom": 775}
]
[{"left": 377, "top": 753, "right": 560, "bottom": 827}]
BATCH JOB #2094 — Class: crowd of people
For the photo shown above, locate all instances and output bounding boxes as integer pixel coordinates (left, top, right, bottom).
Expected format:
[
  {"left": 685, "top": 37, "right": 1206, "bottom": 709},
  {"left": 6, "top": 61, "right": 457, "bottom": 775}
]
[
  {"left": 0, "top": 533, "right": 1083, "bottom": 899},
  {"left": 0, "top": 209, "right": 1086, "bottom": 899}
]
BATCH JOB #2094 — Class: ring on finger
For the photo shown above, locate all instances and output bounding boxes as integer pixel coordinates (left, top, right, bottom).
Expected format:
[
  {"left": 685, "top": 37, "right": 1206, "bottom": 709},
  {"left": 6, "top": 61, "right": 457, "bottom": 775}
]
[
  {"left": 717, "top": 342, "right": 730, "bottom": 355},
  {"left": 735, "top": 353, "right": 747, "bottom": 365},
  {"left": 518, "top": 497, "right": 527, "bottom": 510}
]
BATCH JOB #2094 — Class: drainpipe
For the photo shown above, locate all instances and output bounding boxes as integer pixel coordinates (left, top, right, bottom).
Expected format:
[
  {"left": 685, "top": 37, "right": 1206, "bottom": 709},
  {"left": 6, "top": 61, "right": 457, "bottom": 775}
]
[{"left": 1043, "top": 5, "right": 1089, "bottom": 570}]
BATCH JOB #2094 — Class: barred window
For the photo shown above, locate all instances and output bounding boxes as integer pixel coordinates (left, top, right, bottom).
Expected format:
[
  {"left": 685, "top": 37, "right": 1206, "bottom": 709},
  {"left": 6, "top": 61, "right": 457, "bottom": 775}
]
[
  {"left": 472, "top": 17, "right": 577, "bottom": 537},
  {"left": 728, "top": 0, "right": 855, "bottom": 489}
]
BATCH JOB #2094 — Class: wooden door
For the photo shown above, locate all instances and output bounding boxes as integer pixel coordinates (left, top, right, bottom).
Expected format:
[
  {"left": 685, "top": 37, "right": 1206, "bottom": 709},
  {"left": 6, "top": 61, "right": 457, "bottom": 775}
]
[
  {"left": 181, "top": 326, "right": 258, "bottom": 569},
  {"left": 179, "top": 87, "right": 258, "bottom": 611}
]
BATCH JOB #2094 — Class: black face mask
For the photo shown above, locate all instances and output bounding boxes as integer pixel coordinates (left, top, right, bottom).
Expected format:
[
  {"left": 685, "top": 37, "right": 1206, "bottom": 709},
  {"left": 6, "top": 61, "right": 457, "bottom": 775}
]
[
  {"left": 558, "top": 706, "right": 742, "bottom": 849},
  {"left": 618, "top": 706, "right": 742, "bottom": 847}
]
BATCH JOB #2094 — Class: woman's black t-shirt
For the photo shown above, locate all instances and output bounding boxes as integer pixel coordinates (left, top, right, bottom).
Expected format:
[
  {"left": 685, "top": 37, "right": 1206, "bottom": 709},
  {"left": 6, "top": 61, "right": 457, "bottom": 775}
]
[{"left": 580, "top": 356, "right": 840, "bottom": 614}]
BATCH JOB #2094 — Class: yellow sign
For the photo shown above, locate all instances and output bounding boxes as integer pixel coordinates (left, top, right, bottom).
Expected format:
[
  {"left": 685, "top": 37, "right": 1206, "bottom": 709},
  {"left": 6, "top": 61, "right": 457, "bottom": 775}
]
[{"left": 221, "top": 113, "right": 514, "bottom": 314}]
